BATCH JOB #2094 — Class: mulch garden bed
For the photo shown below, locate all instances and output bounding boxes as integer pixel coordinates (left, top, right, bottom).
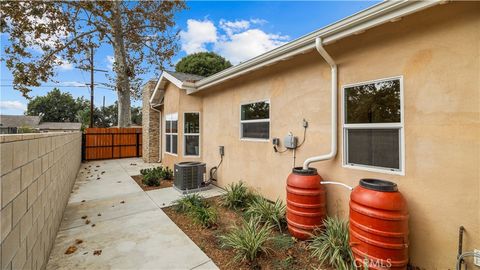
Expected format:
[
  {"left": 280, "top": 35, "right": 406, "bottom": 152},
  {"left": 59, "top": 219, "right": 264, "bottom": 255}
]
[
  {"left": 163, "top": 196, "right": 326, "bottom": 270},
  {"left": 131, "top": 175, "right": 173, "bottom": 191}
]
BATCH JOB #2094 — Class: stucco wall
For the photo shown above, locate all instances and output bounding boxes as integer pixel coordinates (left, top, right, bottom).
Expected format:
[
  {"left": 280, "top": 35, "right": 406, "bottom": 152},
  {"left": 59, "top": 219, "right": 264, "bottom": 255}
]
[
  {"left": 147, "top": 2, "right": 479, "bottom": 269},
  {"left": 0, "top": 132, "right": 82, "bottom": 270},
  {"left": 161, "top": 82, "right": 203, "bottom": 169}
]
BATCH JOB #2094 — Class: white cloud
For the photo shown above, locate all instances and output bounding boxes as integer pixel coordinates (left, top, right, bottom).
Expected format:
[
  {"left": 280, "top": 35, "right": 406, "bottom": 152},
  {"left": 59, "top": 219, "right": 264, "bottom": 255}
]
[
  {"left": 219, "top": 19, "right": 250, "bottom": 36},
  {"left": 179, "top": 18, "right": 288, "bottom": 64},
  {"left": 215, "top": 29, "right": 288, "bottom": 64},
  {"left": 180, "top": 19, "right": 217, "bottom": 54},
  {"left": 106, "top": 55, "right": 115, "bottom": 70},
  {"left": 0, "top": 101, "right": 27, "bottom": 111},
  {"left": 58, "top": 59, "right": 73, "bottom": 70},
  {"left": 250, "top": 18, "right": 268, "bottom": 25},
  {"left": 63, "top": 81, "right": 87, "bottom": 87}
]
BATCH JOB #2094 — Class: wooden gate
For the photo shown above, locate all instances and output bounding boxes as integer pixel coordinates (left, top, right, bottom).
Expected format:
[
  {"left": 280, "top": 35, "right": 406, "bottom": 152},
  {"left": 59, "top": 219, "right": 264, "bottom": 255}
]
[{"left": 82, "top": 127, "right": 142, "bottom": 160}]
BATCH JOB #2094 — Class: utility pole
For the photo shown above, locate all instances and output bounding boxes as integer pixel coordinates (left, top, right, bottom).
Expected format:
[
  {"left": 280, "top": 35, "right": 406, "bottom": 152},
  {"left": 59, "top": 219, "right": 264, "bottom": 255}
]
[{"left": 75, "top": 41, "right": 108, "bottom": 128}]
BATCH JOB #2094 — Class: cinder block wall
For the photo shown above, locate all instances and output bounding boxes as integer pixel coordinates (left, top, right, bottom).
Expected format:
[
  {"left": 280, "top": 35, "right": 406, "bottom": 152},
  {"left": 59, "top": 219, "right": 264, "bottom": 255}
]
[
  {"left": 0, "top": 132, "right": 82, "bottom": 270},
  {"left": 142, "top": 80, "right": 160, "bottom": 163}
]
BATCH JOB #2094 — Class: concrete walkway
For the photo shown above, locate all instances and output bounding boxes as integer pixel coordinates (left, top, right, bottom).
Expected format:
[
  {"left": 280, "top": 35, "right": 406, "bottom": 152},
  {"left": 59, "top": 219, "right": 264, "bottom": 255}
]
[{"left": 46, "top": 158, "right": 223, "bottom": 270}]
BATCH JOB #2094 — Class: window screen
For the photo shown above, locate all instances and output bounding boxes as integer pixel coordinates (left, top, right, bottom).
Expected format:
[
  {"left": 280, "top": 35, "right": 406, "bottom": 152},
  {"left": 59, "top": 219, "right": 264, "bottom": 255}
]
[{"left": 346, "top": 129, "right": 400, "bottom": 170}]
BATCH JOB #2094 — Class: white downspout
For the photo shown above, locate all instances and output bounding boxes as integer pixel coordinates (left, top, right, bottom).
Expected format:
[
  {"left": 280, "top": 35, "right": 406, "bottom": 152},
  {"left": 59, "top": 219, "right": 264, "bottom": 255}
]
[
  {"left": 150, "top": 105, "right": 162, "bottom": 163},
  {"left": 303, "top": 37, "right": 352, "bottom": 191},
  {"left": 303, "top": 37, "right": 338, "bottom": 170}
]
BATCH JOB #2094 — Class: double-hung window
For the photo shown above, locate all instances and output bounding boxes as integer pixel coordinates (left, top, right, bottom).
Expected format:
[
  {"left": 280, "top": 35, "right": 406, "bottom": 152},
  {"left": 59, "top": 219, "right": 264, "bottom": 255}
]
[
  {"left": 343, "top": 77, "right": 404, "bottom": 174},
  {"left": 165, "top": 113, "right": 178, "bottom": 155},
  {"left": 184, "top": 112, "right": 200, "bottom": 156},
  {"left": 240, "top": 100, "right": 270, "bottom": 140}
]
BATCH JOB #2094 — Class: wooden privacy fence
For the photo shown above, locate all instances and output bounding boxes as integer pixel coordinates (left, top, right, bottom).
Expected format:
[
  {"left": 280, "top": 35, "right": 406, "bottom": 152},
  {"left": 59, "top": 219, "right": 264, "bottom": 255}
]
[{"left": 82, "top": 127, "right": 142, "bottom": 160}]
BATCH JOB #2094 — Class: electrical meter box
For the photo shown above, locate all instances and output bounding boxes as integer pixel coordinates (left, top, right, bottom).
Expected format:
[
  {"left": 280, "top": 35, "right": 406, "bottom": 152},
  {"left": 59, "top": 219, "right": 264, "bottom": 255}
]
[{"left": 284, "top": 134, "right": 298, "bottom": 149}]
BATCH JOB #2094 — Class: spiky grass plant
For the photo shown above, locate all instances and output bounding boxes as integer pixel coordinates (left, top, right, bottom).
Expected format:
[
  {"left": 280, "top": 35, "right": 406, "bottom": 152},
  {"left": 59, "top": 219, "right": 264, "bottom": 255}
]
[
  {"left": 173, "top": 194, "right": 207, "bottom": 213},
  {"left": 173, "top": 194, "right": 217, "bottom": 227},
  {"left": 221, "top": 181, "right": 254, "bottom": 210},
  {"left": 219, "top": 217, "right": 274, "bottom": 263},
  {"left": 309, "top": 217, "right": 355, "bottom": 270},
  {"left": 245, "top": 197, "right": 286, "bottom": 232},
  {"left": 189, "top": 205, "right": 218, "bottom": 228}
]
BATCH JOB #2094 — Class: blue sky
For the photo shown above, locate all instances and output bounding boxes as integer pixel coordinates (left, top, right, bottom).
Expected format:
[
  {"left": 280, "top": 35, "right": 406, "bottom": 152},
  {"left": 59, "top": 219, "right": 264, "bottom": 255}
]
[{"left": 0, "top": 1, "right": 378, "bottom": 115}]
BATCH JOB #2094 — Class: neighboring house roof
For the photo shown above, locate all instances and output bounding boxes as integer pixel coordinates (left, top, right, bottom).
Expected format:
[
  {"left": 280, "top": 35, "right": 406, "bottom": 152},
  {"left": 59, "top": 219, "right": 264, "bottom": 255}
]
[
  {"left": 0, "top": 115, "right": 40, "bottom": 128},
  {"left": 150, "top": 0, "right": 441, "bottom": 105},
  {"left": 167, "top": 71, "right": 205, "bottom": 83},
  {"left": 38, "top": 122, "right": 82, "bottom": 130}
]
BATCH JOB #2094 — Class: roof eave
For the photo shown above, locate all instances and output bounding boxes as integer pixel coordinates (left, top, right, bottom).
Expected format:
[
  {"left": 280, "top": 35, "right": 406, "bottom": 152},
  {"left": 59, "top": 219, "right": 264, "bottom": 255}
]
[{"left": 188, "top": 0, "right": 441, "bottom": 94}]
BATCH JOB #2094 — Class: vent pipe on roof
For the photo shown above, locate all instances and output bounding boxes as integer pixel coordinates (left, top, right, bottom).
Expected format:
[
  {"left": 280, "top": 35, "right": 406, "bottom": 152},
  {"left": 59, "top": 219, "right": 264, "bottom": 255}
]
[{"left": 303, "top": 37, "right": 338, "bottom": 170}]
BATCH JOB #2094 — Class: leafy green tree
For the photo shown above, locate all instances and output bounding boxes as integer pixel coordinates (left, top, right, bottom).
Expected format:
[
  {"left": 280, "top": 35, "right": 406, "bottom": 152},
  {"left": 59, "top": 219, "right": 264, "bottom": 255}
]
[
  {"left": 1, "top": 1, "right": 185, "bottom": 127},
  {"left": 175, "top": 52, "right": 232, "bottom": 77},
  {"left": 77, "top": 102, "right": 142, "bottom": 129},
  {"left": 26, "top": 88, "right": 87, "bottom": 122}
]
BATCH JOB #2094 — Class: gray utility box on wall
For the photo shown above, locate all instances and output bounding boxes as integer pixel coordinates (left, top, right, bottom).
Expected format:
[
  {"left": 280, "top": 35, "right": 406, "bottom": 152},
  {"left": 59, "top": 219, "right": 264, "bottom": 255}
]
[{"left": 174, "top": 162, "right": 207, "bottom": 193}]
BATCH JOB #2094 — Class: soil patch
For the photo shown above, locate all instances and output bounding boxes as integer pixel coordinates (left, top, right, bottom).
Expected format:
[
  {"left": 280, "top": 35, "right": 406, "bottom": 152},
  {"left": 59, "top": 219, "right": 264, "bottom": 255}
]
[
  {"left": 131, "top": 175, "right": 173, "bottom": 191},
  {"left": 163, "top": 197, "right": 326, "bottom": 270}
]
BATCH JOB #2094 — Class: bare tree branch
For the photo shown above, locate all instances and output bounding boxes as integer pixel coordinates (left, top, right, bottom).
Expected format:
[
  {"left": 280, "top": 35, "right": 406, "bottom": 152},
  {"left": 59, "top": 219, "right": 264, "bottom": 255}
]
[{"left": 41, "top": 29, "right": 98, "bottom": 66}]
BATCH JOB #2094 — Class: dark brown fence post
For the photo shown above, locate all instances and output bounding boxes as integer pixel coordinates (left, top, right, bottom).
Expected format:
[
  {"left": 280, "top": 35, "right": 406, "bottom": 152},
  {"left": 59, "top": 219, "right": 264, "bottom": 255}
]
[
  {"left": 136, "top": 133, "right": 140, "bottom": 157},
  {"left": 82, "top": 133, "right": 86, "bottom": 161},
  {"left": 111, "top": 133, "right": 114, "bottom": 159}
]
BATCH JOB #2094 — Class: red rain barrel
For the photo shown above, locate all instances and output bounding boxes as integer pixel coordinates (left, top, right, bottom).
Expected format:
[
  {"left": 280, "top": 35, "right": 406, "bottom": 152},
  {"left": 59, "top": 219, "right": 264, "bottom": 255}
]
[
  {"left": 349, "top": 179, "right": 409, "bottom": 270},
  {"left": 286, "top": 167, "right": 326, "bottom": 240}
]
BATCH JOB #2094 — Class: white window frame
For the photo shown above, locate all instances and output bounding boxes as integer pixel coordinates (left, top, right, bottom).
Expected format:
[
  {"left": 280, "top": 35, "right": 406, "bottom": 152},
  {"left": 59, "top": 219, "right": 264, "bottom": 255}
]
[
  {"left": 183, "top": 111, "right": 201, "bottom": 157},
  {"left": 165, "top": 112, "right": 178, "bottom": 156},
  {"left": 239, "top": 99, "right": 270, "bottom": 142},
  {"left": 342, "top": 76, "right": 405, "bottom": 175}
]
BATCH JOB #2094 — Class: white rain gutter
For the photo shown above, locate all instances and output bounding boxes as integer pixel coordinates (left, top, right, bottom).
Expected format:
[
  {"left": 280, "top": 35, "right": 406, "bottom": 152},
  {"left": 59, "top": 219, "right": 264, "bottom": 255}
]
[{"left": 302, "top": 38, "right": 337, "bottom": 170}]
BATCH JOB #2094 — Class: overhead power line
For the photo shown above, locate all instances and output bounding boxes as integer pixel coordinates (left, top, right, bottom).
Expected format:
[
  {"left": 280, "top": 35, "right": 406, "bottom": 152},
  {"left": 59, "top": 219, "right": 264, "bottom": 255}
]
[{"left": 0, "top": 84, "right": 114, "bottom": 90}]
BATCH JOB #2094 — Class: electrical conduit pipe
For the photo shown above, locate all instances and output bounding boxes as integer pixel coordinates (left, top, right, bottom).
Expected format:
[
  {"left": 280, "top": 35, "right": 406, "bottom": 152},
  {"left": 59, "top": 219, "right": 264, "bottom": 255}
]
[{"left": 303, "top": 37, "right": 352, "bottom": 191}]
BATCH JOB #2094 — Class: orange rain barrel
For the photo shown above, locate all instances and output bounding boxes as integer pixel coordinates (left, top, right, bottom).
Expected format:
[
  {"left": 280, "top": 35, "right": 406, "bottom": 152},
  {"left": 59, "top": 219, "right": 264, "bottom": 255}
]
[
  {"left": 349, "top": 179, "right": 409, "bottom": 270},
  {"left": 286, "top": 167, "right": 326, "bottom": 240}
]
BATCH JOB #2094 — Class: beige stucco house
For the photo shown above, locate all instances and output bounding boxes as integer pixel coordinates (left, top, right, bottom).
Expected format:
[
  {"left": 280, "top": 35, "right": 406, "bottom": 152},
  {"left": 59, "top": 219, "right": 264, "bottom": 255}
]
[{"left": 143, "top": 1, "right": 479, "bottom": 269}]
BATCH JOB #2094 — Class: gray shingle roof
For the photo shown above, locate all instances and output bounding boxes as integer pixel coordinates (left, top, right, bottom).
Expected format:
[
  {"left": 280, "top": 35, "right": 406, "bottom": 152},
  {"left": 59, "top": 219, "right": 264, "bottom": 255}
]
[
  {"left": 165, "top": 71, "right": 204, "bottom": 82},
  {"left": 0, "top": 115, "right": 40, "bottom": 128}
]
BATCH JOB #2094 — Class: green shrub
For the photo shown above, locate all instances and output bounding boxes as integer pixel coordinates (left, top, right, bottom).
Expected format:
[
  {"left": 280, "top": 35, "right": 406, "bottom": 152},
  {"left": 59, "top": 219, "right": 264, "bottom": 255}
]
[
  {"left": 245, "top": 197, "right": 286, "bottom": 232},
  {"left": 173, "top": 194, "right": 207, "bottom": 213},
  {"left": 140, "top": 166, "right": 173, "bottom": 186},
  {"left": 271, "top": 234, "right": 296, "bottom": 250},
  {"left": 162, "top": 166, "right": 173, "bottom": 180},
  {"left": 140, "top": 166, "right": 162, "bottom": 178},
  {"left": 221, "top": 181, "right": 254, "bottom": 210},
  {"left": 309, "top": 217, "right": 355, "bottom": 270},
  {"left": 189, "top": 205, "right": 218, "bottom": 228},
  {"left": 219, "top": 217, "right": 274, "bottom": 263},
  {"left": 142, "top": 170, "right": 161, "bottom": 186}
]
